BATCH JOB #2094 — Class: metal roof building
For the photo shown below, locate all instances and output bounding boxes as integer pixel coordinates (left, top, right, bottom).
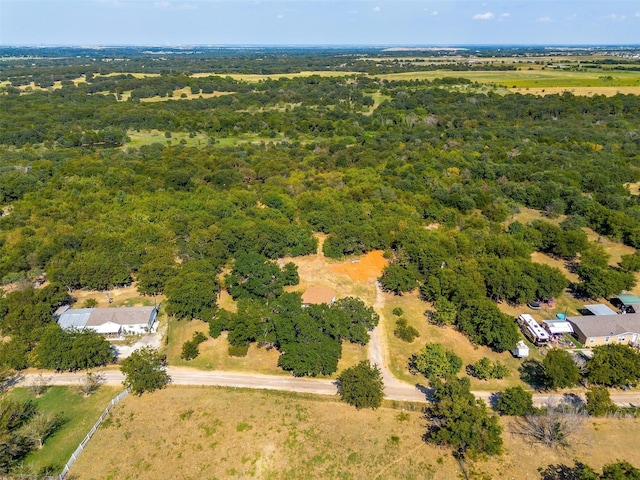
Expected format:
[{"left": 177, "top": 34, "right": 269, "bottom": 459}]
[
  {"left": 567, "top": 313, "right": 640, "bottom": 347},
  {"left": 57, "top": 306, "right": 157, "bottom": 335}
]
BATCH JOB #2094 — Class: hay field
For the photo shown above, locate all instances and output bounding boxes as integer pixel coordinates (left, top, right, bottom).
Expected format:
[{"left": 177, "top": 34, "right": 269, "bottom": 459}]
[{"left": 69, "top": 386, "right": 640, "bottom": 480}]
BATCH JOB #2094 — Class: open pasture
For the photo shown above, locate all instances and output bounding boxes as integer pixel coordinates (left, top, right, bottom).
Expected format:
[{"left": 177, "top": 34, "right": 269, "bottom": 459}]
[
  {"left": 68, "top": 386, "right": 640, "bottom": 480},
  {"left": 8, "top": 386, "right": 119, "bottom": 475}
]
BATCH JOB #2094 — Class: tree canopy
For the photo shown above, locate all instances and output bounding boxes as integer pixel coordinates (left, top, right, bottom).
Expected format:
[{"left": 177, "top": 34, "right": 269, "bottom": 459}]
[{"left": 337, "top": 360, "right": 384, "bottom": 409}]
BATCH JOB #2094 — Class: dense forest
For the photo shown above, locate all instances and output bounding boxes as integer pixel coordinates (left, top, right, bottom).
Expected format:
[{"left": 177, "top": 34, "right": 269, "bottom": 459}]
[{"left": 1, "top": 48, "right": 640, "bottom": 372}]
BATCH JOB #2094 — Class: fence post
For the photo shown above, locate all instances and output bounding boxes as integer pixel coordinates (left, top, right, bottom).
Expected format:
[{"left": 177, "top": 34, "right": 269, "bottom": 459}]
[{"left": 58, "top": 388, "right": 130, "bottom": 479}]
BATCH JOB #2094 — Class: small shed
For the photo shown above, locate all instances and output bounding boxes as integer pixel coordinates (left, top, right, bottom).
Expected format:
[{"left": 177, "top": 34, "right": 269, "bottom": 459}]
[
  {"left": 615, "top": 294, "right": 640, "bottom": 313},
  {"left": 301, "top": 287, "right": 336, "bottom": 306},
  {"left": 543, "top": 320, "right": 574, "bottom": 335},
  {"left": 511, "top": 340, "right": 530, "bottom": 358}
]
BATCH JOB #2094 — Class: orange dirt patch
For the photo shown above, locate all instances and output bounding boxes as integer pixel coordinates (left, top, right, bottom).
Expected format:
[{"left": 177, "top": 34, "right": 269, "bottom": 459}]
[{"left": 329, "top": 250, "right": 388, "bottom": 282}]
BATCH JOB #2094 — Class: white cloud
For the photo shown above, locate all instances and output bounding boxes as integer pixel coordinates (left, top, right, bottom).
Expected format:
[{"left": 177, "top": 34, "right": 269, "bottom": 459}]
[
  {"left": 567, "top": 14, "right": 578, "bottom": 20},
  {"left": 277, "top": 13, "right": 283, "bottom": 19},
  {"left": 636, "top": 12, "right": 640, "bottom": 17},
  {"left": 607, "top": 14, "right": 627, "bottom": 21},
  {"left": 154, "top": 1, "right": 171, "bottom": 8},
  {"left": 373, "top": 6, "right": 381, "bottom": 13},
  {"left": 537, "top": 16, "right": 552, "bottom": 23},
  {"left": 500, "top": 13, "right": 510, "bottom": 18},
  {"left": 473, "top": 12, "right": 494, "bottom": 20}
]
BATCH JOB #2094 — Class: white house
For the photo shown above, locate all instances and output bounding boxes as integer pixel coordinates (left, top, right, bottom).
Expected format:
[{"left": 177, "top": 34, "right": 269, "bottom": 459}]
[{"left": 57, "top": 306, "right": 158, "bottom": 336}]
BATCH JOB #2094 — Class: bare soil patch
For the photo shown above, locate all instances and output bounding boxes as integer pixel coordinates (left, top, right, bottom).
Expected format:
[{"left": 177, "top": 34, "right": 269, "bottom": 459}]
[
  {"left": 329, "top": 250, "right": 388, "bottom": 283},
  {"left": 72, "top": 283, "right": 160, "bottom": 308}
]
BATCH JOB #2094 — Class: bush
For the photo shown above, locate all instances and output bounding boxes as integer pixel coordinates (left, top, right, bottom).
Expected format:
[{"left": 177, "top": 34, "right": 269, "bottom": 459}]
[
  {"left": 409, "top": 343, "right": 462, "bottom": 381},
  {"left": 181, "top": 340, "right": 199, "bottom": 361},
  {"left": 392, "top": 307, "right": 404, "bottom": 317},
  {"left": 495, "top": 386, "right": 535, "bottom": 416},
  {"left": 228, "top": 344, "right": 249, "bottom": 357},
  {"left": 393, "top": 318, "right": 420, "bottom": 343},
  {"left": 585, "top": 386, "right": 616, "bottom": 416},
  {"left": 468, "top": 357, "right": 510, "bottom": 380}
]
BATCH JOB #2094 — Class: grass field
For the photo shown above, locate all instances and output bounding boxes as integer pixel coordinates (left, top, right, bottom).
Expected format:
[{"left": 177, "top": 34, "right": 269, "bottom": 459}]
[
  {"left": 124, "top": 129, "right": 212, "bottom": 149},
  {"left": 381, "top": 291, "right": 536, "bottom": 391},
  {"left": 8, "top": 385, "right": 119, "bottom": 474},
  {"left": 69, "top": 386, "right": 640, "bottom": 480},
  {"left": 377, "top": 69, "right": 640, "bottom": 89}
]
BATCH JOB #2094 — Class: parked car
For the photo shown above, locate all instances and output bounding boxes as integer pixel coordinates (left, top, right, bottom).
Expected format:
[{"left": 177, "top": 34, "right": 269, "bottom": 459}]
[{"left": 527, "top": 300, "right": 542, "bottom": 310}]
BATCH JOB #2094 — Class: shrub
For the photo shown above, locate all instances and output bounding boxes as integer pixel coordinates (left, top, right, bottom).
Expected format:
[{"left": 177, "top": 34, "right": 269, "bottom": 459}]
[
  {"left": 468, "top": 357, "right": 511, "bottom": 380},
  {"left": 393, "top": 318, "right": 420, "bottom": 343},
  {"left": 228, "top": 344, "right": 249, "bottom": 357}
]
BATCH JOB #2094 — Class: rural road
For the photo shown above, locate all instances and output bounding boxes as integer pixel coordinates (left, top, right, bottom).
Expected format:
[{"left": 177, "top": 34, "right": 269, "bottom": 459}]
[
  {"left": 15, "top": 368, "right": 640, "bottom": 407},
  {"left": 11, "top": 285, "right": 640, "bottom": 407}
]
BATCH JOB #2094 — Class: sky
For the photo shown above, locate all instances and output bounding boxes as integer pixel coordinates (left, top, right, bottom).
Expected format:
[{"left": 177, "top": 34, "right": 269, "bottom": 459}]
[{"left": 1, "top": 0, "right": 639, "bottom": 46}]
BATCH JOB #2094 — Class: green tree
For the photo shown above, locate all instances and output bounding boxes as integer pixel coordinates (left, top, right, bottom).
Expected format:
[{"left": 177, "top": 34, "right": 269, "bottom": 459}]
[
  {"left": 35, "top": 325, "right": 113, "bottom": 371},
  {"left": 430, "top": 296, "right": 457, "bottom": 326},
  {"left": 586, "top": 344, "right": 640, "bottom": 387},
  {"left": 619, "top": 252, "right": 640, "bottom": 273},
  {"left": 495, "top": 386, "right": 535, "bottom": 416},
  {"left": 427, "top": 377, "right": 503, "bottom": 458},
  {"left": 379, "top": 263, "right": 419, "bottom": 294},
  {"left": 585, "top": 385, "right": 615, "bottom": 416},
  {"left": 456, "top": 300, "right": 519, "bottom": 352},
  {"left": 120, "top": 347, "right": 171, "bottom": 395},
  {"left": 409, "top": 343, "right": 462, "bottom": 381},
  {"left": 542, "top": 349, "right": 581, "bottom": 389},
  {"left": 468, "top": 357, "right": 510, "bottom": 380},
  {"left": 165, "top": 260, "right": 219, "bottom": 320},
  {"left": 600, "top": 461, "right": 640, "bottom": 480},
  {"left": 337, "top": 360, "right": 384, "bottom": 409}
]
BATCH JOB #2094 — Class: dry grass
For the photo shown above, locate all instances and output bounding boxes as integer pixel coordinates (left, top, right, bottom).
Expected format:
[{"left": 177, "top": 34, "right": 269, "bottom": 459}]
[
  {"left": 509, "top": 86, "right": 640, "bottom": 97},
  {"left": 168, "top": 238, "right": 384, "bottom": 375},
  {"left": 69, "top": 386, "right": 640, "bottom": 480},
  {"left": 72, "top": 284, "right": 161, "bottom": 308},
  {"left": 382, "top": 291, "right": 534, "bottom": 391},
  {"left": 329, "top": 250, "right": 388, "bottom": 283},
  {"left": 506, "top": 206, "right": 566, "bottom": 227},
  {"left": 166, "top": 319, "right": 284, "bottom": 374},
  {"left": 139, "top": 88, "right": 235, "bottom": 103},
  {"left": 583, "top": 228, "right": 636, "bottom": 267},
  {"left": 625, "top": 182, "right": 640, "bottom": 195}
]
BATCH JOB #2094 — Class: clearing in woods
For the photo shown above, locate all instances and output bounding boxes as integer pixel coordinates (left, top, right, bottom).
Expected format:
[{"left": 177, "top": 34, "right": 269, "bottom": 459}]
[
  {"left": 68, "top": 386, "right": 640, "bottom": 480},
  {"left": 167, "top": 235, "right": 386, "bottom": 376}
]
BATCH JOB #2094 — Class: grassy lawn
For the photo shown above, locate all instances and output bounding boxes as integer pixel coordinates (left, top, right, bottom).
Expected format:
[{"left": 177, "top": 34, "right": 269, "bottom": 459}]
[
  {"left": 8, "top": 385, "right": 119, "bottom": 474},
  {"left": 69, "top": 386, "right": 640, "bottom": 480},
  {"left": 166, "top": 317, "right": 286, "bottom": 375},
  {"left": 124, "top": 129, "right": 211, "bottom": 149},
  {"left": 382, "top": 291, "right": 534, "bottom": 391}
]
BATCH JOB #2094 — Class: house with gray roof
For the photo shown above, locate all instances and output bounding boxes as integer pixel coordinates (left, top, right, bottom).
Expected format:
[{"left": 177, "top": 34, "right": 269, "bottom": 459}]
[
  {"left": 56, "top": 306, "right": 157, "bottom": 336},
  {"left": 566, "top": 313, "right": 640, "bottom": 347}
]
